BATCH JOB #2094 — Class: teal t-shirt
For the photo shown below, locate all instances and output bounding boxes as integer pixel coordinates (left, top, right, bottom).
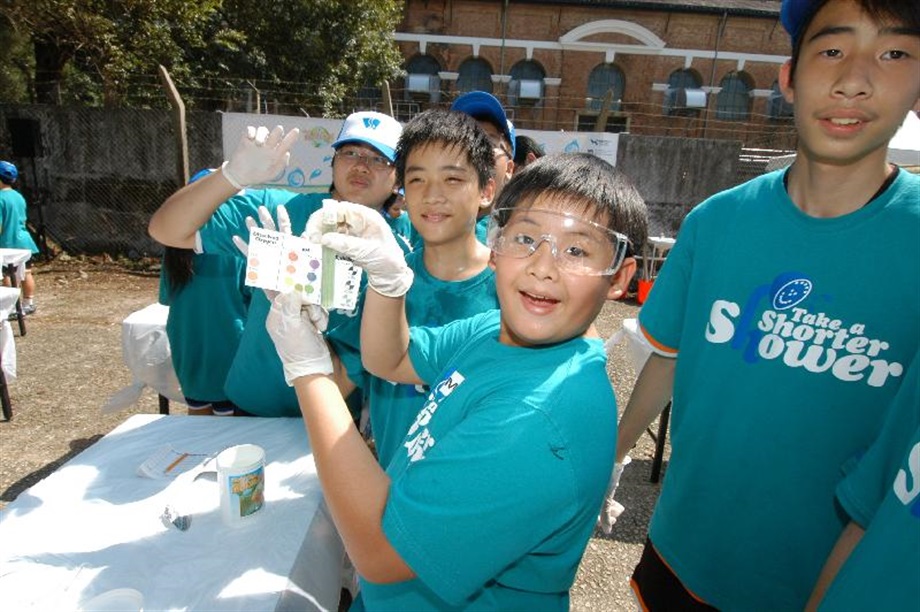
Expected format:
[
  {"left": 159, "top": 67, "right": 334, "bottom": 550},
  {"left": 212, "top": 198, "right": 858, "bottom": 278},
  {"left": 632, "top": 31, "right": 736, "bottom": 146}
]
[
  {"left": 475, "top": 215, "right": 489, "bottom": 245},
  {"left": 356, "top": 310, "right": 617, "bottom": 610},
  {"left": 0, "top": 188, "right": 39, "bottom": 252},
  {"left": 639, "top": 169, "right": 920, "bottom": 609},
  {"left": 820, "top": 349, "right": 920, "bottom": 611},
  {"left": 158, "top": 251, "right": 251, "bottom": 402},
  {"left": 198, "top": 189, "right": 328, "bottom": 416},
  {"left": 370, "top": 250, "right": 497, "bottom": 467}
]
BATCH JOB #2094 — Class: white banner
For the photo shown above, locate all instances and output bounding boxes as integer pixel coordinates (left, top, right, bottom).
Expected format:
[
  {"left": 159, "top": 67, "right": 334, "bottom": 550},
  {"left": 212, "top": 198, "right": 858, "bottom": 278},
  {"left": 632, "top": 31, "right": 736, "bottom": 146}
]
[{"left": 221, "top": 113, "right": 621, "bottom": 193}]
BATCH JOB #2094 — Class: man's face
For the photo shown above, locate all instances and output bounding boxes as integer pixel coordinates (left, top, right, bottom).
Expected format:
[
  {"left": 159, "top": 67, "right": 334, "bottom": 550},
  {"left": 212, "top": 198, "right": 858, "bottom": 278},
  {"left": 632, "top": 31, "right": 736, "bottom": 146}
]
[
  {"left": 779, "top": 0, "right": 920, "bottom": 167},
  {"left": 475, "top": 120, "right": 514, "bottom": 203},
  {"left": 331, "top": 142, "right": 398, "bottom": 208}
]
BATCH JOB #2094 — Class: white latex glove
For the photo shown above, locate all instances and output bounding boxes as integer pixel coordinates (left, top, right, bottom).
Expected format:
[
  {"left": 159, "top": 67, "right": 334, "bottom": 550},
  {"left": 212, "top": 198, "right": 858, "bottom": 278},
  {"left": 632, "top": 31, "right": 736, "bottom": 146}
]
[
  {"left": 232, "top": 204, "right": 293, "bottom": 257},
  {"left": 265, "top": 291, "right": 333, "bottom": 385},
  {"left": 597, "top": 456, "right": 631, "bottom": 535},
  {"left": 221, "top": 125, "right": 300, "bottom": 190},
  {"left": 306, "top": 199, "right": 413, "bottom": 298}
]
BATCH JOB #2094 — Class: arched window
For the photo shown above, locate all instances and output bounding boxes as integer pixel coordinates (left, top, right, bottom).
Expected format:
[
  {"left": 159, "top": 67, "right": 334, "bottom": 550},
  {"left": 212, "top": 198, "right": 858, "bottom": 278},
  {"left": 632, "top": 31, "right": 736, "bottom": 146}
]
[
  {"left": 404, "top": 55, "right": 441, "bottom": 102},
  {"left": 716, "top": 72, "right": 752, "bottom": 121},
  {"left": 768, "top": 80, "right": 794, "bottom": 120},
  {"left": 663, "top": 69, "right": 704, "bottom": 116},
  {"left": 587, "top": 64, "right": 625, "bottom": 112},
  {"left": 457, "top": 58, "right": 493, "bottom": 94},
  {"left": 508, "top": 60, "right": 545, "bottom": 106}
]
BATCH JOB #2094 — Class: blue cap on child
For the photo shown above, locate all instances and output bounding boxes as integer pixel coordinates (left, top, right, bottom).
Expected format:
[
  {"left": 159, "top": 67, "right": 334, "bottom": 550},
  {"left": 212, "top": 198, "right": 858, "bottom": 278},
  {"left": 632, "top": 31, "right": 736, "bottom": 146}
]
[
  {"left": 781, "top": 0, "right": 819, "bottom": 47},
  {"left": 451, "top": 91, "right": 517, "bottom": 158}
]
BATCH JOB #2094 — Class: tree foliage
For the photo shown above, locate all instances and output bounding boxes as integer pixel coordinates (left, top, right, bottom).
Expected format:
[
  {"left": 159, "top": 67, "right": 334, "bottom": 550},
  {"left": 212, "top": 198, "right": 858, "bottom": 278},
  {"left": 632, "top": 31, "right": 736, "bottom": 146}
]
[{"left": 1, "top": 0, "right": 405, "bottom": 114}]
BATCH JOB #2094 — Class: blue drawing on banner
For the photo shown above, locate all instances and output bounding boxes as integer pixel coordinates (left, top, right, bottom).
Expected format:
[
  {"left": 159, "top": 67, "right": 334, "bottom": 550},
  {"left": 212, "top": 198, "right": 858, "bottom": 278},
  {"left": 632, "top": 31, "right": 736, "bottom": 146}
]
[
  {"left": 308, "top": 169, "right": 323, "bottom": 183},
  {"left": 564, "top": 140, "right": 580, "bottom": 153},
  {"left": 271, "top": 167, "right": 287, "bottom": 183},
  {"left": 287, "top": 168, "right": 306, "bottom": 187},
  {"left": 322, "top": 156, "right": 333, "bottom": 163}
]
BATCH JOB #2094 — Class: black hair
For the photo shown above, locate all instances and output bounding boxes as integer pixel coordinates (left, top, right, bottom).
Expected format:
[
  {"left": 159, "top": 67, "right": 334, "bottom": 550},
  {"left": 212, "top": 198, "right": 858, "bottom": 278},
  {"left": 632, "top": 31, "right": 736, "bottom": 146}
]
[
  {"left": 491, "top": 153, "right": 648, "bottom": 258},
  {"left": 789, "top": 0, "right": 920, "bottom": 77},
  {"left": 163, "top": 246, "right": 195, "bottom": 295},
  {"left": 513, "top": 135, "right": 545, "bottom": 167},
  {"left": 395, "top": 109, "right": 496, "bottom": 188}
]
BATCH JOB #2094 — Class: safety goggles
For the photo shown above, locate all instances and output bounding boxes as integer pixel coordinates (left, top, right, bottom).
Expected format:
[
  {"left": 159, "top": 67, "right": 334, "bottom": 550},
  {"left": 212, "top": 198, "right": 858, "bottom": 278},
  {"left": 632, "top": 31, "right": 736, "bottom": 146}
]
[{"left": 487, "top": 207, "right": 629, "bottom": 276}]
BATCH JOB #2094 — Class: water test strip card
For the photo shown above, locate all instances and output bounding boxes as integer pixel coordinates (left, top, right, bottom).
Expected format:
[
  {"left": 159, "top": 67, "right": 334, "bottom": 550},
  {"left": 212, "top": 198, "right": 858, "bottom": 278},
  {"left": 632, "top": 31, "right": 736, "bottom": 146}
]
[{"left": 245, "top": 227, "right": 362, "bottom": 310}]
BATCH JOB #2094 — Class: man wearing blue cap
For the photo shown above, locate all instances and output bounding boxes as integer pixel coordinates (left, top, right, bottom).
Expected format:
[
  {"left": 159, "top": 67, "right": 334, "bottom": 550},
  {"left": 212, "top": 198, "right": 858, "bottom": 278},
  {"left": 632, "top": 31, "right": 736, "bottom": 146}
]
[
  {"left": 149, "top": 111, "right": 409, "bottom": 417},
  {"left": 451, "top": 91, "right": 516, "bottom": 240},
  {"left": 614, "top": 0, "right": 919, "bottom": 609}
]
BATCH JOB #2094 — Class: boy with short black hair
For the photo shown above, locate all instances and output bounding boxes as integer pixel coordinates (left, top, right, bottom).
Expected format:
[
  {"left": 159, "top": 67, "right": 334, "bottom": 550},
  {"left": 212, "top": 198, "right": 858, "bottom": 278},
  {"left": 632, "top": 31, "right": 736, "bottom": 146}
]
[
  {"left": 615, "top": 0, "right": 920, "bottom": 609},
  {"left": 324, "top": 108, "right": 500, "bottom": 466},
  {"left": 265, "top": 153, "right": 647, "bottom": 609}
]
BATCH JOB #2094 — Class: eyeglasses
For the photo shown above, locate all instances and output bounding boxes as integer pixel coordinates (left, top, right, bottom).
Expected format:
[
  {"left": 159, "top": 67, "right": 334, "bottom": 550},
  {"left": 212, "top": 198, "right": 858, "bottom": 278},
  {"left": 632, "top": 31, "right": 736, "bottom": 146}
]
[
  {"left": 487, "top": 207, "right": 629, "bottom": 276},
  {"left": 334, "top": 148, "right": 393, "bottom": 171}
]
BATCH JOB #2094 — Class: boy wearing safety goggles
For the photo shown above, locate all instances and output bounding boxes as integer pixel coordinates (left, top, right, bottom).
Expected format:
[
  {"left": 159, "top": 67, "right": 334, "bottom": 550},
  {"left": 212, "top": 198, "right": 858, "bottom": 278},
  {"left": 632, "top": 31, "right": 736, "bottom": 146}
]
[{"left": 265, "top": 153, "right": 647, "bottom": 609}]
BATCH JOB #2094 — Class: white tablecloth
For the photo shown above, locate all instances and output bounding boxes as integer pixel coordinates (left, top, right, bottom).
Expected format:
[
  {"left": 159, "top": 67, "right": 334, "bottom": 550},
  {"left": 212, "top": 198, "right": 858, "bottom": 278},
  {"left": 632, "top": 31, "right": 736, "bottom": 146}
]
[
  {"left": 0, "top": 247, "right": 32, "bottom": 282},
  {"left": 0, "top": 286, "right": 20, "bottom": 378},
  {"left": 105, "top": 303, "right": 185, "bottom": 412},
  {"left": 0, "top": 414, "right": 344, "bottom": 611}
]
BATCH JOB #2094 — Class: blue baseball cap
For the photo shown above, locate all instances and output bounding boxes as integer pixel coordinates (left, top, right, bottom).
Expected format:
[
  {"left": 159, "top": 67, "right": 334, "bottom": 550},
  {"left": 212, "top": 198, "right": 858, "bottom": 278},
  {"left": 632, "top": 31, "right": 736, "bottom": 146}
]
[
  {"left": 332, "top": 111, "right": 403, "bottom": 163},
  {"left": 451, "top": 91, "right": 517, "bottom": 158},
  {"left": 0, "top": 161, "right": 17, "bottom": 183},
  {"left": 781, "top": 0, "right": 820, "bottom": 47}
]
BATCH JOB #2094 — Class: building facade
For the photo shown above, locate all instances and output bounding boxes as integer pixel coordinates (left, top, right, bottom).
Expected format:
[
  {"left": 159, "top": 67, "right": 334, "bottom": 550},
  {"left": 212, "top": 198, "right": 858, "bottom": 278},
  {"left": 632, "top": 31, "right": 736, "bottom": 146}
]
[{"left": 395, "top": 0, "right": 797, "bottom": 149}]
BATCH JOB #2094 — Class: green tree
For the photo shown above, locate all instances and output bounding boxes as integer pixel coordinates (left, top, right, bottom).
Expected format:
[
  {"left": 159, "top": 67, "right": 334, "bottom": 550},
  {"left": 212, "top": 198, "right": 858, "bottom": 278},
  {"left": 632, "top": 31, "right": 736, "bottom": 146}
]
[{"left": 1, "top": 0, "right": 405, "bottom": 113}]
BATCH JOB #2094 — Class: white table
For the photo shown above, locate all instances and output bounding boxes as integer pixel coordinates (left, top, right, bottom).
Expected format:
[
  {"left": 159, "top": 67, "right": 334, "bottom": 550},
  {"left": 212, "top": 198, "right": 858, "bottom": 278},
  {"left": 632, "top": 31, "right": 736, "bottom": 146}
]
[
  {"left": 0, "top": 414, "right": 345, "bottom": 611},
  {"left": 105, "top": 303, "right": 184, "bottom": 414},
  {"left": 0, "top": 286, "right": 20, "bottom": 419},
  {"left": 0, "top": 247, "right": 32, "bottom": 282}
]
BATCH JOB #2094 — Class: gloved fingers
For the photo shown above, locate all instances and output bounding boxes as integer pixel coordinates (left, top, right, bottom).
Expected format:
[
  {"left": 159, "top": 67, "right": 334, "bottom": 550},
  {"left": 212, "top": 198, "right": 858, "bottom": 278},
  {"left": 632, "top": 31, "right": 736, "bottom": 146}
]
[
  {"left": 232, "top": 234, "right": 249, "bottom": 258},
  {"left": 253, "top": 126, "right": 271, "bottom": 146},
  {"left": 276, "top": 204, "right": 292, "bottom": 235},
  {"left": 264, "top": 125, "right": 285, "bottom": 148},
  {"left": 261, "top": 287, "right": 279, "bottom": 303},
  {"left": 257, "top": 206, "right": 277, "bottom": 232},
  {"left": 278, "top": 127, "right": 301, "bottom": 154},
  {"left": 244, "top": 215, "right": 258, "bottom": 232},
  {"left": 319, "top": 232, "right": 376, "bottom": 261},
  {"left": 302, "top": 303, "right": 329, "bottom": 333}
]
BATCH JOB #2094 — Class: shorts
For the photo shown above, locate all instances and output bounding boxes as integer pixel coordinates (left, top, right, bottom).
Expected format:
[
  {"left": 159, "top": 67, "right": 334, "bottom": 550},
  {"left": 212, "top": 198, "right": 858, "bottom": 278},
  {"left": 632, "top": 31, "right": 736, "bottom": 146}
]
[
  {"left": 185, "top": 397, "right": 238, "bottom": 416},
  {"left": 630, "top": 538, "right": 717, "bottom": 611}
]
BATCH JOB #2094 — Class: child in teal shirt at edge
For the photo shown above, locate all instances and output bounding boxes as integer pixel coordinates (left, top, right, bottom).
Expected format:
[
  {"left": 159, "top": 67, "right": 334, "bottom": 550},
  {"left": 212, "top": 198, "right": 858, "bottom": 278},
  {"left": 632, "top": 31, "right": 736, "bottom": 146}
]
[
  {"left": 157, "top": 168, "right": 252, "bottom": 416},
  {"left": 325, "top": 109, "right": 500, "bottom": 467},
  {"left": 0, "top": 161, "right": 40, "bottom": 314},
  {"left": 264, "top": 153, "right": 648, "bottom": 610},
  {"left": 148, "top": 112, "right": 409, "bottom": 417},
  {"left": 806, "top": 348, "right": 920, "bottom": 611}
]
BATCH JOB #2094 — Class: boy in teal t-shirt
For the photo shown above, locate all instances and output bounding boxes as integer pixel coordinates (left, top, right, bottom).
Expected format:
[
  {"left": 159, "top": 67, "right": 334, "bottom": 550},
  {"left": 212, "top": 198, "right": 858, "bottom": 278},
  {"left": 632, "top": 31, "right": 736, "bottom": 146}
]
[
  {"left": 149, "top": 112, "right": 404, "bottom": 416},
  {"left": 0, "top": 160, "right": 40, "bottom": 314},
  {"left": 326, "top": 109, "right": 500, "bottom": 467},
  {"left": 806, "top": 349, "right": 920, "bottom": 611},
  {"left": 615, "top": 1, "right": 920, "bottom": 609},
  {"left": 264, "top": 153, "right": 648, "bottom": 609}
]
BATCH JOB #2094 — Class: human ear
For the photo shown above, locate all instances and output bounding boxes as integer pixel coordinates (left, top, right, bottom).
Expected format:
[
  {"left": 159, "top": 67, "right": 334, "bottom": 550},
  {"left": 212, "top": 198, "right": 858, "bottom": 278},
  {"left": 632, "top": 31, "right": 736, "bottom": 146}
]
[
  {"left": 488, "top": 251, "right": 497, "bottom": 271},
  {"left": 606, "top": 257, "right": 637, "bottom": 300},
  {"left": 779, "top": 60, "right": 795, "bottom": 104},
  {"left": 480, "top": 178, "right": 496, "bottom": 210}
]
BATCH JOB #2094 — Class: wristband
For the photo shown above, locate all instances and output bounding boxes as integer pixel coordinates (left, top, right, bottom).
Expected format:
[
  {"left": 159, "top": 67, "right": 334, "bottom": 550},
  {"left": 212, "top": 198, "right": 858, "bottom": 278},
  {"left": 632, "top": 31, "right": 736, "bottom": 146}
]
[{"left": 220, "top": 161, "right": 245, "bottom": 190}]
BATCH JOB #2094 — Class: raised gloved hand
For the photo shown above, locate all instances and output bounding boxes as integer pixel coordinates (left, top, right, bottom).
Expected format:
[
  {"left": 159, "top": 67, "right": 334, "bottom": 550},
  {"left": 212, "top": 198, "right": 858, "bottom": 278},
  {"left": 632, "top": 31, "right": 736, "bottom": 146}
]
[
  {"left": 221, "top": 125, "right": 300, "bottom": 190},
  {"left": 232, "top": 204, "right": 292, "bottom": 258},
  {"left": 306, "top": 199, "right": 413, "bottom": 298},
  {"left": 597, "top": 456, "right": 631, "bottom": 535},
  {"left": 265, "top": 291, "right": 333, "bottom": 385}
]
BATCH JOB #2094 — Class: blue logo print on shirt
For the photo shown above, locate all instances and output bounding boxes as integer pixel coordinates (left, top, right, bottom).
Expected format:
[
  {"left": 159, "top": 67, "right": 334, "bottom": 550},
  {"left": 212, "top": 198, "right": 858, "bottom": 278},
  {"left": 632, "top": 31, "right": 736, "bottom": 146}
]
[{"left": 705, "top": 272, "right": 904, "bottom": 388}]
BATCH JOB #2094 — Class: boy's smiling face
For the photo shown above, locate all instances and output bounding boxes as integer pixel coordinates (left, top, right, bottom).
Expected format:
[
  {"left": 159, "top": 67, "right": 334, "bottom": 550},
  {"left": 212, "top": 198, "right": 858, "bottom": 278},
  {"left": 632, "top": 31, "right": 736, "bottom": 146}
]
[
  {"left": 780, "top": 0, "right": 920, "bottom": 167},
  {"left": 403, "top": 141, "right": 494, "bottom": 247},
  {"left": 489, "top": 194, "right": 635, "bottom": 348}
]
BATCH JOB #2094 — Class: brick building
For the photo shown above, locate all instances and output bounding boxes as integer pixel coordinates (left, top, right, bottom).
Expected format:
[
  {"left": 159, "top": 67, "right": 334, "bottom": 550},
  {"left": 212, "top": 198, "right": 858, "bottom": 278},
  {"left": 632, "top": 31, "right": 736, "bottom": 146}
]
[{"left": 394, "top": 0, "right": 798, "bottom": 149}]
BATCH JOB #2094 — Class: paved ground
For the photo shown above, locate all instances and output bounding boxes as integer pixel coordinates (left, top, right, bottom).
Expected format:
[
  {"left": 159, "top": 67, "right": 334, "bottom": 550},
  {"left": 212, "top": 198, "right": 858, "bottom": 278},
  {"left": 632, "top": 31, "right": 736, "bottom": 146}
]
[{"left": 0, "top": 257, "right": 667, "bottom": 610}]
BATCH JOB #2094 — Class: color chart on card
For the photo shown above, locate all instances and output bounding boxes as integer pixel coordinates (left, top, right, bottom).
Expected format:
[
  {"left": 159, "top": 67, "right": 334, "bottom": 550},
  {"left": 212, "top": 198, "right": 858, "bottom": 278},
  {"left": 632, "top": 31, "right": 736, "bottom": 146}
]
[{"left": 245, "top": 227, "right": 362, "bottom": 310}]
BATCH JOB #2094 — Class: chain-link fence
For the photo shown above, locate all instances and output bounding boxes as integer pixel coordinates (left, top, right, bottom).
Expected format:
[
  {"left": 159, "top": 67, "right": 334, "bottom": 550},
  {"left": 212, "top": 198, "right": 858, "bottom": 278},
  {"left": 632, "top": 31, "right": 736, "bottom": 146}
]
[{"left": 1, "top": 103, "right": 795, "bottom": 260}]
